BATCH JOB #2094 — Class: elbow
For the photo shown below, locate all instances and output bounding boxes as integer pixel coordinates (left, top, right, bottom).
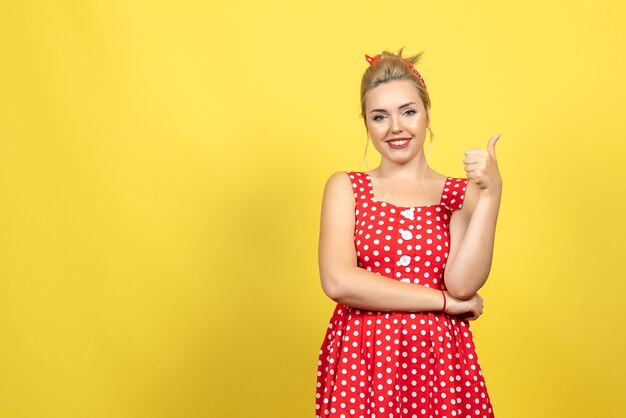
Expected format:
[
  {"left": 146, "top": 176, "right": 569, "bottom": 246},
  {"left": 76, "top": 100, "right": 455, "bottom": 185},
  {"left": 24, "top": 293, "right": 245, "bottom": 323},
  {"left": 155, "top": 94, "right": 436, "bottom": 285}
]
[
  {"left": 443, "top": 278, "right": 476, "bottom": 300},
  {"left": 320, "top": 273, "right": 344, "bottom": 302},
  {"left": 446, "top": 286, "right": 475, "bottom": 301},
  {"left": 444, "top": 267, "right": 485, "bottom": 300}
]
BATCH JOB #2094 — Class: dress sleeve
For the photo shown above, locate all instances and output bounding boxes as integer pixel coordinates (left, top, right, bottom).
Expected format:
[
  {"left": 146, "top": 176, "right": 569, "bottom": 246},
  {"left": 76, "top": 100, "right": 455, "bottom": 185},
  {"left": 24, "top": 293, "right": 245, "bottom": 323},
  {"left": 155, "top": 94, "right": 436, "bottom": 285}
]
[
  {"left": 442, "top": 177, "right": 469, "bottom": 212},
  {"left": 346, "top": 171, "right": 368, "bottom": 203}
]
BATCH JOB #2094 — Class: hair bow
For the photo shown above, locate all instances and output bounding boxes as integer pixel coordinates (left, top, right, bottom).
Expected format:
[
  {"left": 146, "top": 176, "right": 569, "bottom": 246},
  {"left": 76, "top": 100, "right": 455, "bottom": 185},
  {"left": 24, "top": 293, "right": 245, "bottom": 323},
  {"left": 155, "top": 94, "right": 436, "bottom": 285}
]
[{"left": 364, "top": 54, "right": 428, "bottom": 94}]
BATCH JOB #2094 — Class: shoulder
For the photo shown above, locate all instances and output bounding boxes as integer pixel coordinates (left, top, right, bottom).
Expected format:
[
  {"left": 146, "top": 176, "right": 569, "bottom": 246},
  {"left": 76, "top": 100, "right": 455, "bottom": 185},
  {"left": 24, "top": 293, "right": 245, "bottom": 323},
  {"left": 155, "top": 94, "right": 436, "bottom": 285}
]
[
  {"left": 325, "top": 171, "right": 353, "bottom": 189},
  {"left": 323, "top": 171, "right": 357, "bottom": 202},
  {"left": 320, "top": 172, "right": 357, "bottom": 227},
  {"left": 325, "top": 170, "right": 368, "bottom": 189}
]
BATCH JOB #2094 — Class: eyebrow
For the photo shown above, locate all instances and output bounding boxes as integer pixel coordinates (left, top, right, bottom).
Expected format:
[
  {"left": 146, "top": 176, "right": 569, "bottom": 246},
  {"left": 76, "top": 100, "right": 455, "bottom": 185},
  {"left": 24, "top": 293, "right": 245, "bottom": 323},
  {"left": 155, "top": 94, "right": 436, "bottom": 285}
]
[{"left": 369, "top": 102, "right": 416, "bottom": 114}]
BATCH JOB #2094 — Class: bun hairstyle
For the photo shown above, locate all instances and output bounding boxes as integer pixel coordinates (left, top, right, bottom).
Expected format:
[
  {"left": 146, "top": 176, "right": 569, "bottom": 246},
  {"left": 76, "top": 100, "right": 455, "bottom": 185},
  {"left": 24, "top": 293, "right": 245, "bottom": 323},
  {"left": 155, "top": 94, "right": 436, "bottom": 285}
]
[{"left": 360, "top": 47, "right": 431, "bottom": 124}]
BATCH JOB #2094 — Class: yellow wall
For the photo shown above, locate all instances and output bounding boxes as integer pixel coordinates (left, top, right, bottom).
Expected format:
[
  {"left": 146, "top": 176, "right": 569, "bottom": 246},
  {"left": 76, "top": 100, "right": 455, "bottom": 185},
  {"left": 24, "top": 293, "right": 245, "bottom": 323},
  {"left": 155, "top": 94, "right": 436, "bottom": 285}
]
[{"left": 1, "top": 1, "right": 625, "bottom": 417}]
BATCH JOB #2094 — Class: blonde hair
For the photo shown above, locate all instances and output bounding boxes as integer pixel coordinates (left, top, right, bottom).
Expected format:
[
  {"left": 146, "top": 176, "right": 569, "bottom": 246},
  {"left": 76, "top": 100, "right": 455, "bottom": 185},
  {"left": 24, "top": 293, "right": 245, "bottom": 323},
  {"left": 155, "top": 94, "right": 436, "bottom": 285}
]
[
  {"left": 360, "top": 47, "right": 431, "bottom": 121},
  {"left": 360, "top": 47, "right": 434, "bottom": 170}
]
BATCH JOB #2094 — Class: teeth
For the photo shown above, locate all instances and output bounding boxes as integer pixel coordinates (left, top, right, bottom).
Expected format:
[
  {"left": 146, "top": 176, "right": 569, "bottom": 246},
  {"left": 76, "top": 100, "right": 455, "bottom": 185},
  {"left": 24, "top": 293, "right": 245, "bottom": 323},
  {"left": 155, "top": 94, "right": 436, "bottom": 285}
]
[{"left": 389, "top": 139, "right": 409, "bottom": 145}]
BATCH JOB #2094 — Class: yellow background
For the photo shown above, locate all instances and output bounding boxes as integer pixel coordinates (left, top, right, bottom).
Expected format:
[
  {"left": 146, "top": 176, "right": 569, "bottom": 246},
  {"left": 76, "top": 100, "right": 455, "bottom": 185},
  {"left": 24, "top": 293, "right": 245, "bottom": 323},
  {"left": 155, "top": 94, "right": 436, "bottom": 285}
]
[{"left": 1, "top": 1, "right": 625, "bottom": 417}]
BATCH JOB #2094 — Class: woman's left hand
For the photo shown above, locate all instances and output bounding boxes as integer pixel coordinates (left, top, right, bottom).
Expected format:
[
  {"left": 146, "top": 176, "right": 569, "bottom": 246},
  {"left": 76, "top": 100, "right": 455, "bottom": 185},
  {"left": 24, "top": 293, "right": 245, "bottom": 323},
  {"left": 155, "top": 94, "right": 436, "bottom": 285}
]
[{"left": 463, "top": 133, "right": 503, "bottom": 194}]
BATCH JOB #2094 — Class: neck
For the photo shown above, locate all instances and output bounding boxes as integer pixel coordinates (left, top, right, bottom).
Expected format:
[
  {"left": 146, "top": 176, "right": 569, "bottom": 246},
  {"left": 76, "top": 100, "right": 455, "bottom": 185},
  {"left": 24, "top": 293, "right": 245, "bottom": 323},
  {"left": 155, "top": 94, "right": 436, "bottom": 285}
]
[{"left": 376, "top": 155, "right": 431, "bottom": 180}]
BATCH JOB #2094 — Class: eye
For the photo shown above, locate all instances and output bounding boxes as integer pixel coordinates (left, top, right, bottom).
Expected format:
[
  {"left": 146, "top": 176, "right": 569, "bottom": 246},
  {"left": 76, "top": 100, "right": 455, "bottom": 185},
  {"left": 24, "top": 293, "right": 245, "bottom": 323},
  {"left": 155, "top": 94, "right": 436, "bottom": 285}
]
[
  {"left": 404, "top": 109, "right": 417, "bottom": 116},
  {"left": 372, "top": 114, "right": 385, "bottom": 122}
]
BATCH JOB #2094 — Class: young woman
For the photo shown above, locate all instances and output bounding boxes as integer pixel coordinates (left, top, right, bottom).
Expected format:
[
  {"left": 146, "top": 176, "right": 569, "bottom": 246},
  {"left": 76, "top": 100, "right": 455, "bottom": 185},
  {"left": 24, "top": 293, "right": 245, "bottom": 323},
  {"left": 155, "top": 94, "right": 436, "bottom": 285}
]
[{"left": 315, "top": 48, "right": 501, "bottom": 417}]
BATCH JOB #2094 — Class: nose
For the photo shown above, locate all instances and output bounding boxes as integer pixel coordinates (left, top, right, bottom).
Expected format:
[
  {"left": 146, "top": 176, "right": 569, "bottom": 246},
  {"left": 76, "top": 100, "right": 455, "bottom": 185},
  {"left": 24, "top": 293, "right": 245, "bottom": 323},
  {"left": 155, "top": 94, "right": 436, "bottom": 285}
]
[{"left": 390, "top": 116, "right": 402, "bottom": 133}]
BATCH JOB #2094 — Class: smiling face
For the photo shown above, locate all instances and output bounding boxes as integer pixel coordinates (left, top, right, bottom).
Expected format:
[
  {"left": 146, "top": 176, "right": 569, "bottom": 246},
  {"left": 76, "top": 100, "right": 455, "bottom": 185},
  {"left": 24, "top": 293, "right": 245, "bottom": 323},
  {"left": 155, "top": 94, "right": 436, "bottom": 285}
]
[{"left": 365, "top": 79, "right": 430, "bottom": 164}]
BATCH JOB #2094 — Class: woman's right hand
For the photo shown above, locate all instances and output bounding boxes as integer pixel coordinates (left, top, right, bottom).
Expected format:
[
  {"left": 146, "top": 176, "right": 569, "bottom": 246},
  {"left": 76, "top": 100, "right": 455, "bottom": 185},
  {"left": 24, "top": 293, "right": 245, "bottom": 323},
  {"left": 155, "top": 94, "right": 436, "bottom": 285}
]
[{"left": 442, "top": 291, "right": 483, "bottom": 320}]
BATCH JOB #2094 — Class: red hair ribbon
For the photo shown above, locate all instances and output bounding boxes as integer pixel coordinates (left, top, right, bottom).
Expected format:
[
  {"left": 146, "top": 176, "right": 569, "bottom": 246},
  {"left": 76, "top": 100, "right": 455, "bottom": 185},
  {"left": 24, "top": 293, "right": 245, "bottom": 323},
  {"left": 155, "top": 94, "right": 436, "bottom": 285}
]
[{"left": 364, "top": 54, "right": 429, "bottom": 94}]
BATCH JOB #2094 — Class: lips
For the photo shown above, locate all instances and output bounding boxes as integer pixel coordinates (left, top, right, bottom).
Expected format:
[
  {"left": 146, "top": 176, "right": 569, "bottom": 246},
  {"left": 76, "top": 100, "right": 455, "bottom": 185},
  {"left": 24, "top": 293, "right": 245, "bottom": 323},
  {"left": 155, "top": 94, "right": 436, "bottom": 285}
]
[{"left": 387, "top": 138, "right": 411, "bottom": 149}]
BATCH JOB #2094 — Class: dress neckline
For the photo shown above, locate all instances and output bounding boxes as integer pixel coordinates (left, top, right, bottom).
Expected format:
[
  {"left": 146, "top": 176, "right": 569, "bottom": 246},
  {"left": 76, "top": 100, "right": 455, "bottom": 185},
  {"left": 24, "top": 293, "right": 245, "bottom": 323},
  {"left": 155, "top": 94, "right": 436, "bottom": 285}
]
[{"left": 364, "top": 172, "right": 449, "bottom": 210}]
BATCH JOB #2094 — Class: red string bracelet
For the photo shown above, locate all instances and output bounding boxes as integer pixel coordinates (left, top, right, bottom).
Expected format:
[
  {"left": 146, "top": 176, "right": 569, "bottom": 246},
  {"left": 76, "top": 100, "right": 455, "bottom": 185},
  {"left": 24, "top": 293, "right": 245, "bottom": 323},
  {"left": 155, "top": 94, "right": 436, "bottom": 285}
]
[{"left": 440, "top": 290, "right": 447, "bottom": 312}]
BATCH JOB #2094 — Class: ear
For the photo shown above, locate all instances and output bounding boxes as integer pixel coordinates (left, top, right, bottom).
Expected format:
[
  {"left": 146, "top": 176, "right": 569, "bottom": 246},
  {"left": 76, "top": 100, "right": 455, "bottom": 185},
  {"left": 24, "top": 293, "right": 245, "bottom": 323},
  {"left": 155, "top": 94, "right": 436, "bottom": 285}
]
[{"left": 426, "top": 107, "right": 431, "bottom": 128}]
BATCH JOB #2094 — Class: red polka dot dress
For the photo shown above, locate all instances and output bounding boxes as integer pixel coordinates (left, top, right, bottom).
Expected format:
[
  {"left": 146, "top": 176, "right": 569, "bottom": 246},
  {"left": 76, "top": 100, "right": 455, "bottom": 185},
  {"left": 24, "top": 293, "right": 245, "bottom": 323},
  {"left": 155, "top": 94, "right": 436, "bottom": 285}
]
[{"left": 315, "top": 171, "right": 494, "bottom": 418}]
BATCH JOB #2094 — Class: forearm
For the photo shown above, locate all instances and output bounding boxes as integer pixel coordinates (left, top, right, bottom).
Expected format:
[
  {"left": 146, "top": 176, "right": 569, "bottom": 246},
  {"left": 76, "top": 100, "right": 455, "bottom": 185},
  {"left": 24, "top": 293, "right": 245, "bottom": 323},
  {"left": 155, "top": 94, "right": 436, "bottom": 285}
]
[
  {"left": 445, "top": 190, "right": 501, "bottom": 298},
  {"left": 324, "top": 266, "right": 445, "bottom": 312}
]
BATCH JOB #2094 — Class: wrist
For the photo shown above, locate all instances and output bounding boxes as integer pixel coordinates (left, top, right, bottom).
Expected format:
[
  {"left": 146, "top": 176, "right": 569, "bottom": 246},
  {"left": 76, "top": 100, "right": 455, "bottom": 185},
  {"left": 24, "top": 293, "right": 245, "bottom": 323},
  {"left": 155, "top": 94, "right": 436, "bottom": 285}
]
[{"left": 479, "top": 186, "right": 502, "bottom": 200}]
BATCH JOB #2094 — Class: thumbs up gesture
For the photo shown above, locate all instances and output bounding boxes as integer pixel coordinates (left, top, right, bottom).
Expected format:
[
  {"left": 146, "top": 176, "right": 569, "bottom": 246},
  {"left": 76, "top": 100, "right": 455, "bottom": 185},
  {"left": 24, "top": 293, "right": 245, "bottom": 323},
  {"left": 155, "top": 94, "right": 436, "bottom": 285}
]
[{"left": 463, "top": 133, "right": 503, "bottom": 194}]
